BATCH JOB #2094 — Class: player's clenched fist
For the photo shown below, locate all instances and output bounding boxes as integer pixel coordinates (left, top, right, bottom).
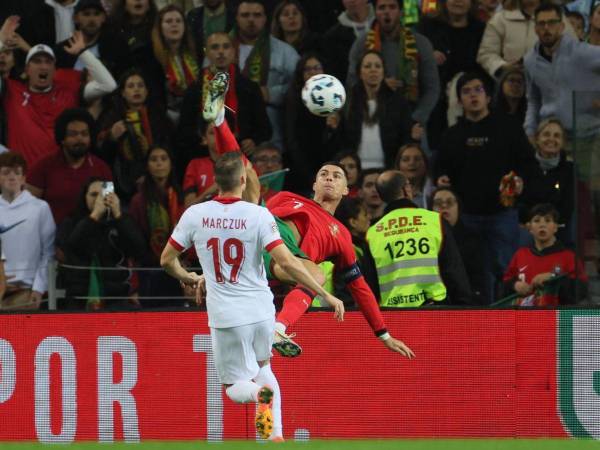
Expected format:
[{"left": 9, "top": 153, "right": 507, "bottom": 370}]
[{"left": 383, "top": 336, "right": 415, "bottom": 359}]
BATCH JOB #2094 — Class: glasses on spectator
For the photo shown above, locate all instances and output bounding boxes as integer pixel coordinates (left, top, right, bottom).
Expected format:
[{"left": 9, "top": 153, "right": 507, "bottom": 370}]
[
  {"left": 433, "top": 198, "right": 457, "bottom": 208},
  {"left": 460, "top": 85, "right": 485, "bottom": 96},
  {"left": 254, "top": 156, "right": 282, "bottom": 164},
  {"left": 535, "top": 18, "right": 561, "bottom": 28},
  {"left": 303, "top": 64, "right": 323, "bottom": 72}
]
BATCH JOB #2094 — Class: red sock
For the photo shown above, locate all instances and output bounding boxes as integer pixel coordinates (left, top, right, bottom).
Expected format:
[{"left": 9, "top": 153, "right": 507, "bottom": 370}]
[
  {"left": 276, "top": 287, "right": 316, "bottom": 328},
  {"left": 214, "top": 119, "right": 240, "bottom": 155}
]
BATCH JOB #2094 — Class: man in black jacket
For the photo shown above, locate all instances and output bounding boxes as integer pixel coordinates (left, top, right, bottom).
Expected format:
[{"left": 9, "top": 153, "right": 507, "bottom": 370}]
[
  {"left": 53, "top": 0, "right": 129, "bottom": 79},
  {"left": 435, "top": 72, "right": 540, "bottom": 303},
  {"left": 177, "top": 31, "right": 271, "bottom": 166},
  {"left": 186, "top": 0, "right": 235, "bottom": 60}
]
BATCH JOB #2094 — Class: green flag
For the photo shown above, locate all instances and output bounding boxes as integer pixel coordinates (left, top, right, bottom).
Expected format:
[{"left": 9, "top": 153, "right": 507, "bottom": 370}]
[{"left": 258, "top": 168, "right": 289, "bottom": 192}]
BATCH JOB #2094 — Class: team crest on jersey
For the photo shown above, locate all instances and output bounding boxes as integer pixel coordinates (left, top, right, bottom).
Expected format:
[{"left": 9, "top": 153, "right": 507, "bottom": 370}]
[
  {"left": 328, "top": 223, "right": 339, "bottom": 237},
  {"left": 271, "top": 222, "right": 278, "bottom": 233}
]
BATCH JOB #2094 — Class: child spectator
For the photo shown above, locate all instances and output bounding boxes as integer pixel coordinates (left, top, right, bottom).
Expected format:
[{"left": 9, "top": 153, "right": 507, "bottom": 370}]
[
  {"left": 502, "top": 203, "right": 588, "bottom": 306},
  {"left": 0, "top": 152, "right": 55, "bottom": 310},
  {"left": 335, "top": 151, "right": 362, "bottom": 198}
]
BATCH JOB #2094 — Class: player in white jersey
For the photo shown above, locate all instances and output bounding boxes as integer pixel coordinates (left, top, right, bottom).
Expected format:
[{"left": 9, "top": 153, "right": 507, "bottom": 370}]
[{"left": 160, "top": 152, "right": 345, "bottom": 441}]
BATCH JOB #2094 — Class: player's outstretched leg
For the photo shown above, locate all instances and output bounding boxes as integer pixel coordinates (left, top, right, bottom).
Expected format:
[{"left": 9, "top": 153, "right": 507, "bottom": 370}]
[
  {"left": 255, "top": 385, "right": 275, "bottom": 439},
  {"left": 202, "top": 71, "right": 229, "bottom": 123}
]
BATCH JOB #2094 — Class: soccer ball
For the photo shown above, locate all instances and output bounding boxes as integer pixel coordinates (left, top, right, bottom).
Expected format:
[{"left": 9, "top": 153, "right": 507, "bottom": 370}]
[{"left": 301, "top": 74, "right": 346, "bottom": 117}]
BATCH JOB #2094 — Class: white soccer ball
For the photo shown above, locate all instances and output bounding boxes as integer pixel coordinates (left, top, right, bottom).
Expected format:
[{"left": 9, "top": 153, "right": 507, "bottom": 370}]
[{"left": 301, "top": 74, "right": 346, "bottom": 117}]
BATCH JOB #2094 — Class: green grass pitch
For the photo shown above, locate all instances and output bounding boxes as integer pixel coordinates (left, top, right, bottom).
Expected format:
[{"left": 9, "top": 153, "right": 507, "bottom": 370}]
[{"left": 0, "top": 440, "right": 599, "bottom": 450}]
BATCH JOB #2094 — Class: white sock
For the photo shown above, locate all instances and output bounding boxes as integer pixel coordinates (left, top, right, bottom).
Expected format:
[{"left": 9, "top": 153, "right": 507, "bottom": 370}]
[
  {"left": 274, "top": 322, "right": 286, "bottom": 335},
  {"left": 225, "top": 380, "right": 261, "bottom": 404},
  {"left": 215, "top": 105, "right": 225, "bottom": 126},
  {"left": 254, "top": 364, "right": 282, "bottom": 438}
]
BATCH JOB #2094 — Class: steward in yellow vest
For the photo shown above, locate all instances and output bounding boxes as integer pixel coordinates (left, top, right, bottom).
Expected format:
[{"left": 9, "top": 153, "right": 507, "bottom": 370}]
[{"left": 367, "top": 170, "right": 472, "bottom": 307}]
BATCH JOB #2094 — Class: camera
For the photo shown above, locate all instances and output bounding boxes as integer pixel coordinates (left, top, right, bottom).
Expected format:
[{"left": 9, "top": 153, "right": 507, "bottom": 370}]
[{"left": 101, "top": 181, "right": 114, "bottom": 198}]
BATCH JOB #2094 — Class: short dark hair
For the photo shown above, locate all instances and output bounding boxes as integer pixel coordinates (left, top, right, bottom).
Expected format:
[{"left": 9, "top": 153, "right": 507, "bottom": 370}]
[
  {"left": 54, "top": 108, "right": 95, "bottom": 145},
  {"left": 375, "top": 0, "right": 400, "bottom": 6},
  {"left": 236, "top": 0, "right": 265, "bottom": 15},
  {"left": 528, "top": 203, "right": 560, "bottom": 222},
  {"left": 214, "top": 152, "right": 244, "bottom": 192},
  {"left": 334, "top": 197, "right": 365, "bottom": 230},
  {"left": 565, "top": 10, "right": 585, "bottom": 25},
  {"left": 253, "top": 141, "right": 282, "bottom": 155},
  {"left": 375, "top": 170, "right": 408, "bottom": 203},
  {"left": 0, "top": 151, "right": 27, "bottom": 174},
  {"left": 534, "top": 2, "right": 563, "bottom": 20},
  {"left": 456, "top": 71, "right": 492, "bottom": 98},
  {"left": 358, "top": 167, "right": 383, "bottom": 189},
  {"left": 317, "top": 161, "right": 348, "bottom": 179}
]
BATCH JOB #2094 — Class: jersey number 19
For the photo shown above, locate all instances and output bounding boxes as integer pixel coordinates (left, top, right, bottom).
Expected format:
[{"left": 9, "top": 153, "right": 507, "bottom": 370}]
[{"left": 207, "top": 237, "right": 245, "bottom": 283}]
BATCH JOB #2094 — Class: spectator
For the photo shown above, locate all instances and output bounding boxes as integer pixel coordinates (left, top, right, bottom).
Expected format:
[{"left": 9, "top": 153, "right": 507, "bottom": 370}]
[
  {"left": 476, "top": 0, "right": 575, "bottom": 80},
  {"left": 56, "top": 176, "right": 147, "bottom": 310},
  {"left": 271, "top": 0, "right": 320, "bottom": 55},
  {"left": 98, "top": 69, "right": 172, "bottom": 202},
  {"left": 155, "top": 0, "right": 197, "bottom": 14},
  {"left": 566, "top": 10, "right": 586, "bottom": 41},
  {"left": 0, "top": 152, "right": 55, "bottom": 310},
  {"left": 0, "top": 17, "right": 117, "bottom": 167},
  {"left": 182, "top": 122, "right": 219, "bottom": 207},
  {"left": 107, "top": 0, "right": 161, "bottom": 100},
  {"left": 20, "top": 0, "right": 78, "bottom": 45},
  {"left": 394, "top": 143, "right": 434, "bottom": 209},
  {"left": 27, "top": 108, "right": 113, "bottom": 225},
  {"left": 358, "top": 167, "right": 386, "bottom": 223},
  {"left": 54, "top": 0, "right": 129, "bottom": 78},
  {"left": 367, "top": 170, "right": 472, "bottom": 306},
  {"left": 431, "top": 186, "right": 487, "bottom": 303},
  {"left": 435, "top": 72, "right": 539, "bottom": 302},
  {"left": 493, "top": 66, "right": 526, "bottom": 125},
  {"left": 186, "top": 0, "right": 235, "bottom": 57},
  {"left": 251, "top": 142, "right": 285, "bottom": 202},
  {"left": 477, "top": 0, "right": 501, "bottom": 22},
  {"left": 418, "top": 0, "right": 485, "bottom": 147},
  {"left": 502, "top": 203, "right": 588, "bottom": 306},
  {"left": 518, "top": 118, "right": 575, "bottom": 244},
  {"left": 152, "top": 4, "right": 200, "bottom": 125},
  {"left": 347, "top": 0, "right": 440, "bottom": 135},
  {"left": 323, "top": 0, "right": 375, "bottom": 82},
  {"left": 178, "top": 31, "right": 271, "bottom": 165},
  {"left": 129, "top": 146, "right": 186, "bottom": 308},
  {"left": 230, "top": 0, "right": 299, "bottom": 145},
  {"left": 283, "top": 52, "right": 339, "bottom": 193},
  {"left": 338, "top": 50, "right": 413, "bottom": 169},
  {"left": 523, "top": 3, "right": 600, "bottom": 140},
  {"left": 586, "top": 4, "right": 600, "bottom": 44},
  {"left": 335, "top": 151, "right": 362, "bottom": 198}
]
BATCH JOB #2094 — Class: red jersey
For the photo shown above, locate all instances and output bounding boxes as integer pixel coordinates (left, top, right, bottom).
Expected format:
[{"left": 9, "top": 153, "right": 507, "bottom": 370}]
[
  {"left": 3, "top": 71, "right": 82, "bottom": 167},
  {"left": 28, "top": 152, "right": 113, "bottom": 225},
  {"left": 503, "top": 243, "right": 587, "bottom": 306},
  {"left": 183, "top": 157, "right": 215, "bottom": 198},
  {"left": 267, "top": 191, "right": 387, "bottom": 335}
]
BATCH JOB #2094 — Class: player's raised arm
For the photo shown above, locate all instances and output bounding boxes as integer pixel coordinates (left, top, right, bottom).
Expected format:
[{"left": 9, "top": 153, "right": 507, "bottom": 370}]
[{"left": 269, "top": 244, "right": 345, "bottom": 322}]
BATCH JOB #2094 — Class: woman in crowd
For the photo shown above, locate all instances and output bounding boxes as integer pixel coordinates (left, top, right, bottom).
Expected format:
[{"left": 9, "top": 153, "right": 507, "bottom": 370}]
[
  {"left": 152, "top": 4, "right": 200, "bottom": 124},
  {"left": 518, "top": 118, "right": 576, "bottom": 245},
  {"left": 335, "top": 151, "right": 362, "bottom": 198},
  {"left": 129, "top": 145, "right": 187, "bottom": 308},
  {"left": 494, "top": 66, "right": 527, "bottom": 124},
  {"left": 418, "top": 0, "right": 485, "bottom": 146},
  {"left": 283, "top": 52, "right": 339, "bottom": 193},
  {"left": 56, "top": 177, "right": 147, "bottom": 311},
  {"left": 431, "top": 187, "right": 487, "bottom": 304},
  {"left": 98, "top": 69, "right": 173, "bottom": 203},
  {"left": 394, "top": 144, "right": 434, "bottom": 209},
  {"left": 271, "top": 0, "right": 320, "bottom": 55},
  {"left": 587, "top": 4, "right": 600, "bottom": 45},
  {"left": 337, "top": 50, "right": 413, "bottom": 169}
]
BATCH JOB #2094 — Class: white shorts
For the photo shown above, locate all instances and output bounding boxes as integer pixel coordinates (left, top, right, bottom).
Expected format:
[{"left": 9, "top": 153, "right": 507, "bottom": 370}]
[{"left": 210, "top": 318, "right": 274, "bottom": 385}]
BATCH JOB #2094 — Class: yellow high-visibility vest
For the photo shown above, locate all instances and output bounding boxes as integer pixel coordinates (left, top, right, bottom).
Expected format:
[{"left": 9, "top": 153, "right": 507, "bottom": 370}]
[{"left": 367, "top": 208, "right": 446, "bottom": 307}]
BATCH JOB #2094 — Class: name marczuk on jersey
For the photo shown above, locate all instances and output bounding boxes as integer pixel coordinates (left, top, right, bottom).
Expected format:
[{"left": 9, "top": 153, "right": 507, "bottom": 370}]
[{"left": 202, "top": 217, "right": 247, "bottom": 230}]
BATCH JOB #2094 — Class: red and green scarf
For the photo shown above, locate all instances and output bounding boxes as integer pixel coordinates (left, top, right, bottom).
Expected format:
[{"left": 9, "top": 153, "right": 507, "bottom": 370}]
[
  {"left": 165, "top": 51, "right": 199, "bottom": 97},
  {"left": 202, "top": 64, "right": 239, "bottom": 133},
  {"left": 147, "top": 188, "right": 183, "bottom": 259},
  {"left": 121, "top": 107, "right": 153, "bottom": 161},
  {"left": 230, "top": 28, "right": 270, "bottom": 87},
  {"left": 365, "top": 21, "right": 419, "bottom": 103}
]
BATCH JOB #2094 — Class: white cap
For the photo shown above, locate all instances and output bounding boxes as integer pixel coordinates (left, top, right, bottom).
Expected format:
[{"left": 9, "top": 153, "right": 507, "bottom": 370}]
[{"left": 25, "top": 44, "right": 56, "bottom": 64}]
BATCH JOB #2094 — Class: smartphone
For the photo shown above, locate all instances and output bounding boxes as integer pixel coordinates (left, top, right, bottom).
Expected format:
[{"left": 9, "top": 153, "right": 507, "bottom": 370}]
[{"left": 102, "top": 181, "right": 114, "bottom": 197}]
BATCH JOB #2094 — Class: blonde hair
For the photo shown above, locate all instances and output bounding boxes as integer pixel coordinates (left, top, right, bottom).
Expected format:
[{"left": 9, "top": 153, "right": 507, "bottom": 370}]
[{"left": 535, "top": 117, "right": 565, "bottom": 149}]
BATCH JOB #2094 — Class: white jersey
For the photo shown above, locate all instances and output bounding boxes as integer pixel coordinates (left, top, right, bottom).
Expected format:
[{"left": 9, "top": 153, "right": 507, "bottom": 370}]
[{"left": 169, "top": 197, "right": 282, "bottom": 328}]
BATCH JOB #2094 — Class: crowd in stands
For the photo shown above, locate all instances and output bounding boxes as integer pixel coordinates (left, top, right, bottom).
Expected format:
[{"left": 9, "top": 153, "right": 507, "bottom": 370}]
[{"left": 0, "top": 0, "right": 597, "bottom": 310}]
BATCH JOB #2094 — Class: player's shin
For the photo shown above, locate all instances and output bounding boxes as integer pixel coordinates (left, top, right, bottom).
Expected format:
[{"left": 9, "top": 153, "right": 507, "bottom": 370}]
[
  {"left": 225, "top": 380, "right": 261, "bottom": 403},
  {"left": 254, "top": 364, "right": 282, "bottom": 439},
  {"left": 276, "top": 287, "right": 316, "bottom": 328}
]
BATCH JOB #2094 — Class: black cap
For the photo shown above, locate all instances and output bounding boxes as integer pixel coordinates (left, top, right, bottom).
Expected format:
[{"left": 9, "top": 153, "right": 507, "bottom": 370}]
[{"left": 74, "top": 0, "right": 106, "bottom": 14}]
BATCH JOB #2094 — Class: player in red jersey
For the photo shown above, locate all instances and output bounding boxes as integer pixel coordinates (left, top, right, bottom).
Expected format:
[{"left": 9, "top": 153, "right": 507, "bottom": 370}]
[{"left": 203, "top": 72, "right": 415, "bottom": 360}]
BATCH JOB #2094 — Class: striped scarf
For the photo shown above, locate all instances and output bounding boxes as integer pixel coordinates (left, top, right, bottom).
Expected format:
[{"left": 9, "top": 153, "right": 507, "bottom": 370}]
[
  {"left": 121, "top": 107, "right": 153, "bottom": 162},
  {"left": 147, "top": 188, "right": 183, "bottom": 259},
  {"left": 230, "top": 28, "right": 270, "bottom": 87},
  {"left": 165, "top": 51, "right": 200, "bottom": 97},
  {"left": 365, "top": 21, "right": 419, "bottom": 103}
]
